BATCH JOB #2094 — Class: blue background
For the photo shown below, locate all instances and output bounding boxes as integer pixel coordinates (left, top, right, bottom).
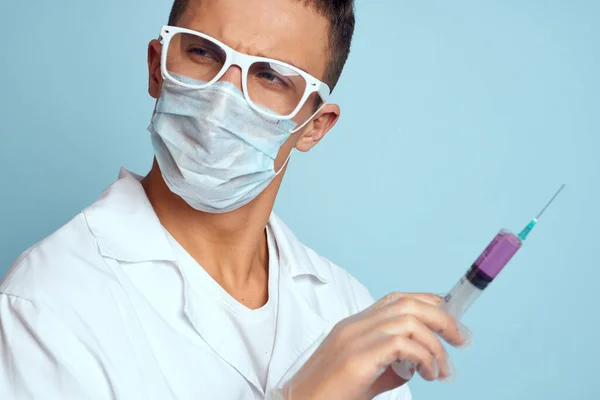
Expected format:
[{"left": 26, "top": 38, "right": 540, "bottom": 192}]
[{"left": 1, "top": 0, "right": 598, "bottom": 399}]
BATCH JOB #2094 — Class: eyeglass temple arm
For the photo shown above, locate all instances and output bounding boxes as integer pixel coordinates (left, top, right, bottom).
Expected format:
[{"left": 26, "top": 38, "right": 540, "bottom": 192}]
[{"left": 318, "top": 83, "right": 331, "bottom": 103}]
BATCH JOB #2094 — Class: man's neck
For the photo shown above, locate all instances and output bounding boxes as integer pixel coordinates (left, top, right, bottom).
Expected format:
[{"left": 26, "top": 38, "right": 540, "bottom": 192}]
[{"left": 141, "top": 161, "right": 281, "bottom": 309}]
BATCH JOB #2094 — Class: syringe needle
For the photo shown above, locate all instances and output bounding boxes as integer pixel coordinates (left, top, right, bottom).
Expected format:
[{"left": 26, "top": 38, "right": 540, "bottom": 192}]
[
  {"left": 536, "top": 184, "right": 566, "bottom": 220},
  {"left": 518, "top": 184, "right": 566, "bottom": 241}
]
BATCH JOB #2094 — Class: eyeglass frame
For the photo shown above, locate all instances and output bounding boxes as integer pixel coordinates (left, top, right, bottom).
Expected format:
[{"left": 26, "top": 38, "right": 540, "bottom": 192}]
[{"left": 158, "top": 25, "right": 331, "bottom": 121}]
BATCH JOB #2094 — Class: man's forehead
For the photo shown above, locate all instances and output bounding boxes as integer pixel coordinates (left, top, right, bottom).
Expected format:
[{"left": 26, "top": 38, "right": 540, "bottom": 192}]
[{"left": 178, "top": 0, "right": 329, "bottom": 78}]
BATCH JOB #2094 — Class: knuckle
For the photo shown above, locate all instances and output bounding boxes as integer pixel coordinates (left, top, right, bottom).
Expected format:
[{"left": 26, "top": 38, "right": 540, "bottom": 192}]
[
  {"left": 427, "top": 294, "right": 443, "bottom": 306},
  {"left": 398, "top": 314, "right": 419, "bottom": 331},
  {"left": 390, "top": 334, "right": 406, "bottom": 350},
  {"left": 383, "top": 293, "right": 399, "bottom": 304},
  {"left": 396, "top": 297, "right": 417, "bottom": 312}
]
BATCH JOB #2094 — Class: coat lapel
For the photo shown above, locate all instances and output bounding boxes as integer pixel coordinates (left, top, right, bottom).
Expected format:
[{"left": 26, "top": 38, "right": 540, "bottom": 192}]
[
  {"left": 266, "top": 270, "right": 328, "bottom": 390},
  {"left": 265, "top": 215, "right": 332, "bottom": 390}
]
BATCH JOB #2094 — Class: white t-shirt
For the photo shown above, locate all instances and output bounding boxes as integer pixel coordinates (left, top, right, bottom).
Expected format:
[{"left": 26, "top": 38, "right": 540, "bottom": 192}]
[{"left": 165, "top": 226, "right": 280, "bottom": 390}]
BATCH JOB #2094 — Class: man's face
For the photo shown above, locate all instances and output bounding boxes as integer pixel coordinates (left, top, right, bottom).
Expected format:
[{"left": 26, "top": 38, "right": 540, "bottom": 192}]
[{"left": 148, "top": 0, "right": 341, "bottom": 172}]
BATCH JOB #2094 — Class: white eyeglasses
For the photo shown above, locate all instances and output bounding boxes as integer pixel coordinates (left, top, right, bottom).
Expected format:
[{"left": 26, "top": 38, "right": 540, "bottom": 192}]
[{"left": 159, "top": 25, "right": 331, "bottom": 120}]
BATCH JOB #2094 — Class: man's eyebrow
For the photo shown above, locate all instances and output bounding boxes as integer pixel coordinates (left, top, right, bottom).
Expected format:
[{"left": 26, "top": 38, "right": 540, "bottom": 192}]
[{"left": 180, "top": 26, "right": 312, "bottom": 74}]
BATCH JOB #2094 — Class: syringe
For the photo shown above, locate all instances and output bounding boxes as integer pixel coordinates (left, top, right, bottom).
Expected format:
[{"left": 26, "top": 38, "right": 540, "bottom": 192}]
[{"left": 392, "top": 184, "right": 566, "bottom": 380}]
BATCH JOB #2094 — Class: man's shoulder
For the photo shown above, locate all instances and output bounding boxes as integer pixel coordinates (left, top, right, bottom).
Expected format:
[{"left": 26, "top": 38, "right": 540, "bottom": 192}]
[
  {"left": 304, "top": 243, "right": 372, "bottom": 304},
  {"left": 1, "top": 212, "right": 113, "bottom": 305},
  {"left": 309, "top": 247, "right": 376, "bottom": 314}
]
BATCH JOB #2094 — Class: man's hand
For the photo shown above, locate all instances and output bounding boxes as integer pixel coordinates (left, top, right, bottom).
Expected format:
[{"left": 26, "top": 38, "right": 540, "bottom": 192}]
[{"left": 281, "top": 292, "right": 473, "bottom": 400}]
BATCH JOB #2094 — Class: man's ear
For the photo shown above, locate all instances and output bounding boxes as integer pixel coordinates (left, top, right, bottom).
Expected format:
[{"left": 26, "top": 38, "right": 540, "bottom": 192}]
[
  {"left": 148, "top": 39, "right": 163, "bottom": 99},
  {"left": 295, "top": 104, "right": 340, "bottom": 152}
]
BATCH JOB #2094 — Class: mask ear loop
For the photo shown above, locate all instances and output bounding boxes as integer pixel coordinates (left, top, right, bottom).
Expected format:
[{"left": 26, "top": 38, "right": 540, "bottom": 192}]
[
  {"left": 275, "top": 149, "right": 294, "bottom": 177},
  {"left": 275, "top": 102, "right": 328, "bottom": 176}
]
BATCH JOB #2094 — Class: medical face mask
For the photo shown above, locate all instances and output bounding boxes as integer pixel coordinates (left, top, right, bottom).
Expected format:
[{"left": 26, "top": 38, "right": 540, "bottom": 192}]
[{"left": 148, "top": 77, "right": 298, "bottom": 213}]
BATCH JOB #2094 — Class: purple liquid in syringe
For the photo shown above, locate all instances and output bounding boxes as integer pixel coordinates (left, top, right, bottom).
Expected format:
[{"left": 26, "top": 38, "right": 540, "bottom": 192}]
[{"left": 466, "top": 229, "right": 522, "bottom": 289}]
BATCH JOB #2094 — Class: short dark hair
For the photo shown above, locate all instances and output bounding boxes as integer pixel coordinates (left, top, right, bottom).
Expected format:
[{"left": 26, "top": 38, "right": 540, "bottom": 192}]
[{"left": 167, "top": 0, "right": 355, "bottom": 91}]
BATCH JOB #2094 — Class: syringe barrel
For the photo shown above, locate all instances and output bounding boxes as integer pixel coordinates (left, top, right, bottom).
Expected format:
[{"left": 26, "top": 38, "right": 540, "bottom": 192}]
[{"left": 442, "top": 229, "right": 523, "bottom": 319}]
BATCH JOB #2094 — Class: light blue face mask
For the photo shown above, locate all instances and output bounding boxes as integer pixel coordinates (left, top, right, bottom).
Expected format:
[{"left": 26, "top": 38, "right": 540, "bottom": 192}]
[{"left": 148, "top": 76, "right": 298, "bottom": 213}]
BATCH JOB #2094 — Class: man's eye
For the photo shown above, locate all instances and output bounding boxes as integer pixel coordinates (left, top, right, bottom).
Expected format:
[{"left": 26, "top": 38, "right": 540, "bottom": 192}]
[
  {"left": 190, "top": 47, "right": 207, "bottom": 56},
  {"left": 187, "top": 46, "right": 219, "bottom": 61},
  {"left": 257, "top": 72, "right": 280, "bottom": 83},
  {"left": 256, "top": 71, "right": 289, "bottom": 88}
]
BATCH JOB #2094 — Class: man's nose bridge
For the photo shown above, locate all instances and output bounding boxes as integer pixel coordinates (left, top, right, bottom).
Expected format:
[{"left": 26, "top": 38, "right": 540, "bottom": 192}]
[{"left": 218, "top": 65, "right": 243, "bottom": 91}]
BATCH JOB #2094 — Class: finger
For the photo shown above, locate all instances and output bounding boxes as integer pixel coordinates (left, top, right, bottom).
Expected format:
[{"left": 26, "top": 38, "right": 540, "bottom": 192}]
[
  {"left": 355, "top": 332, "right": 438, "bottom": 382},
  {"left": 356, "top": 294, "right": 425, "bottom": 333},
  {"left": 373, "top": 334, "right": 439, "bottom": 381},
  {"left": 368, "top": 293, "right": 403, "bottom": 312},
  {"left": 402, "top": 293, "right": 443, "bottom": 307},
  {"left": 379, "top": 297, "right": 464, "bottom": 347},
  {"left": 371, "top": 292, "right": 442, "bottom": 312},
  {"left": 377, "top": 314, "right": 450, "bottom": 378}
]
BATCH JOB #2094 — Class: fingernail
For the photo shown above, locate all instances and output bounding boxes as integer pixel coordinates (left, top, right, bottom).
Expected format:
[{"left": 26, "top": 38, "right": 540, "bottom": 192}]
[
  {"left": 438, "top": 356, "right": 456, "bottom": 384},
  {"left": 392, "top": 361, "right": 414, "bottom": 380},
  {"left": 457, "top": 323, "right": 473, "bottom": 349}
]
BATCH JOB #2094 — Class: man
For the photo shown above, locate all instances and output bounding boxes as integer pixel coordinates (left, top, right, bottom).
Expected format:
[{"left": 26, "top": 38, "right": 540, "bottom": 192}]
[{"left": 0, "top": 0, "right": 471, "bottom": 399}]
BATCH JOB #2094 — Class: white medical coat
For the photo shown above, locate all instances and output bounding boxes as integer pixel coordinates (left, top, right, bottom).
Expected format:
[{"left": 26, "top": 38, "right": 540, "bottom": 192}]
[{"left": 0, "top": 169, "right": 411, "bottom": 400}]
